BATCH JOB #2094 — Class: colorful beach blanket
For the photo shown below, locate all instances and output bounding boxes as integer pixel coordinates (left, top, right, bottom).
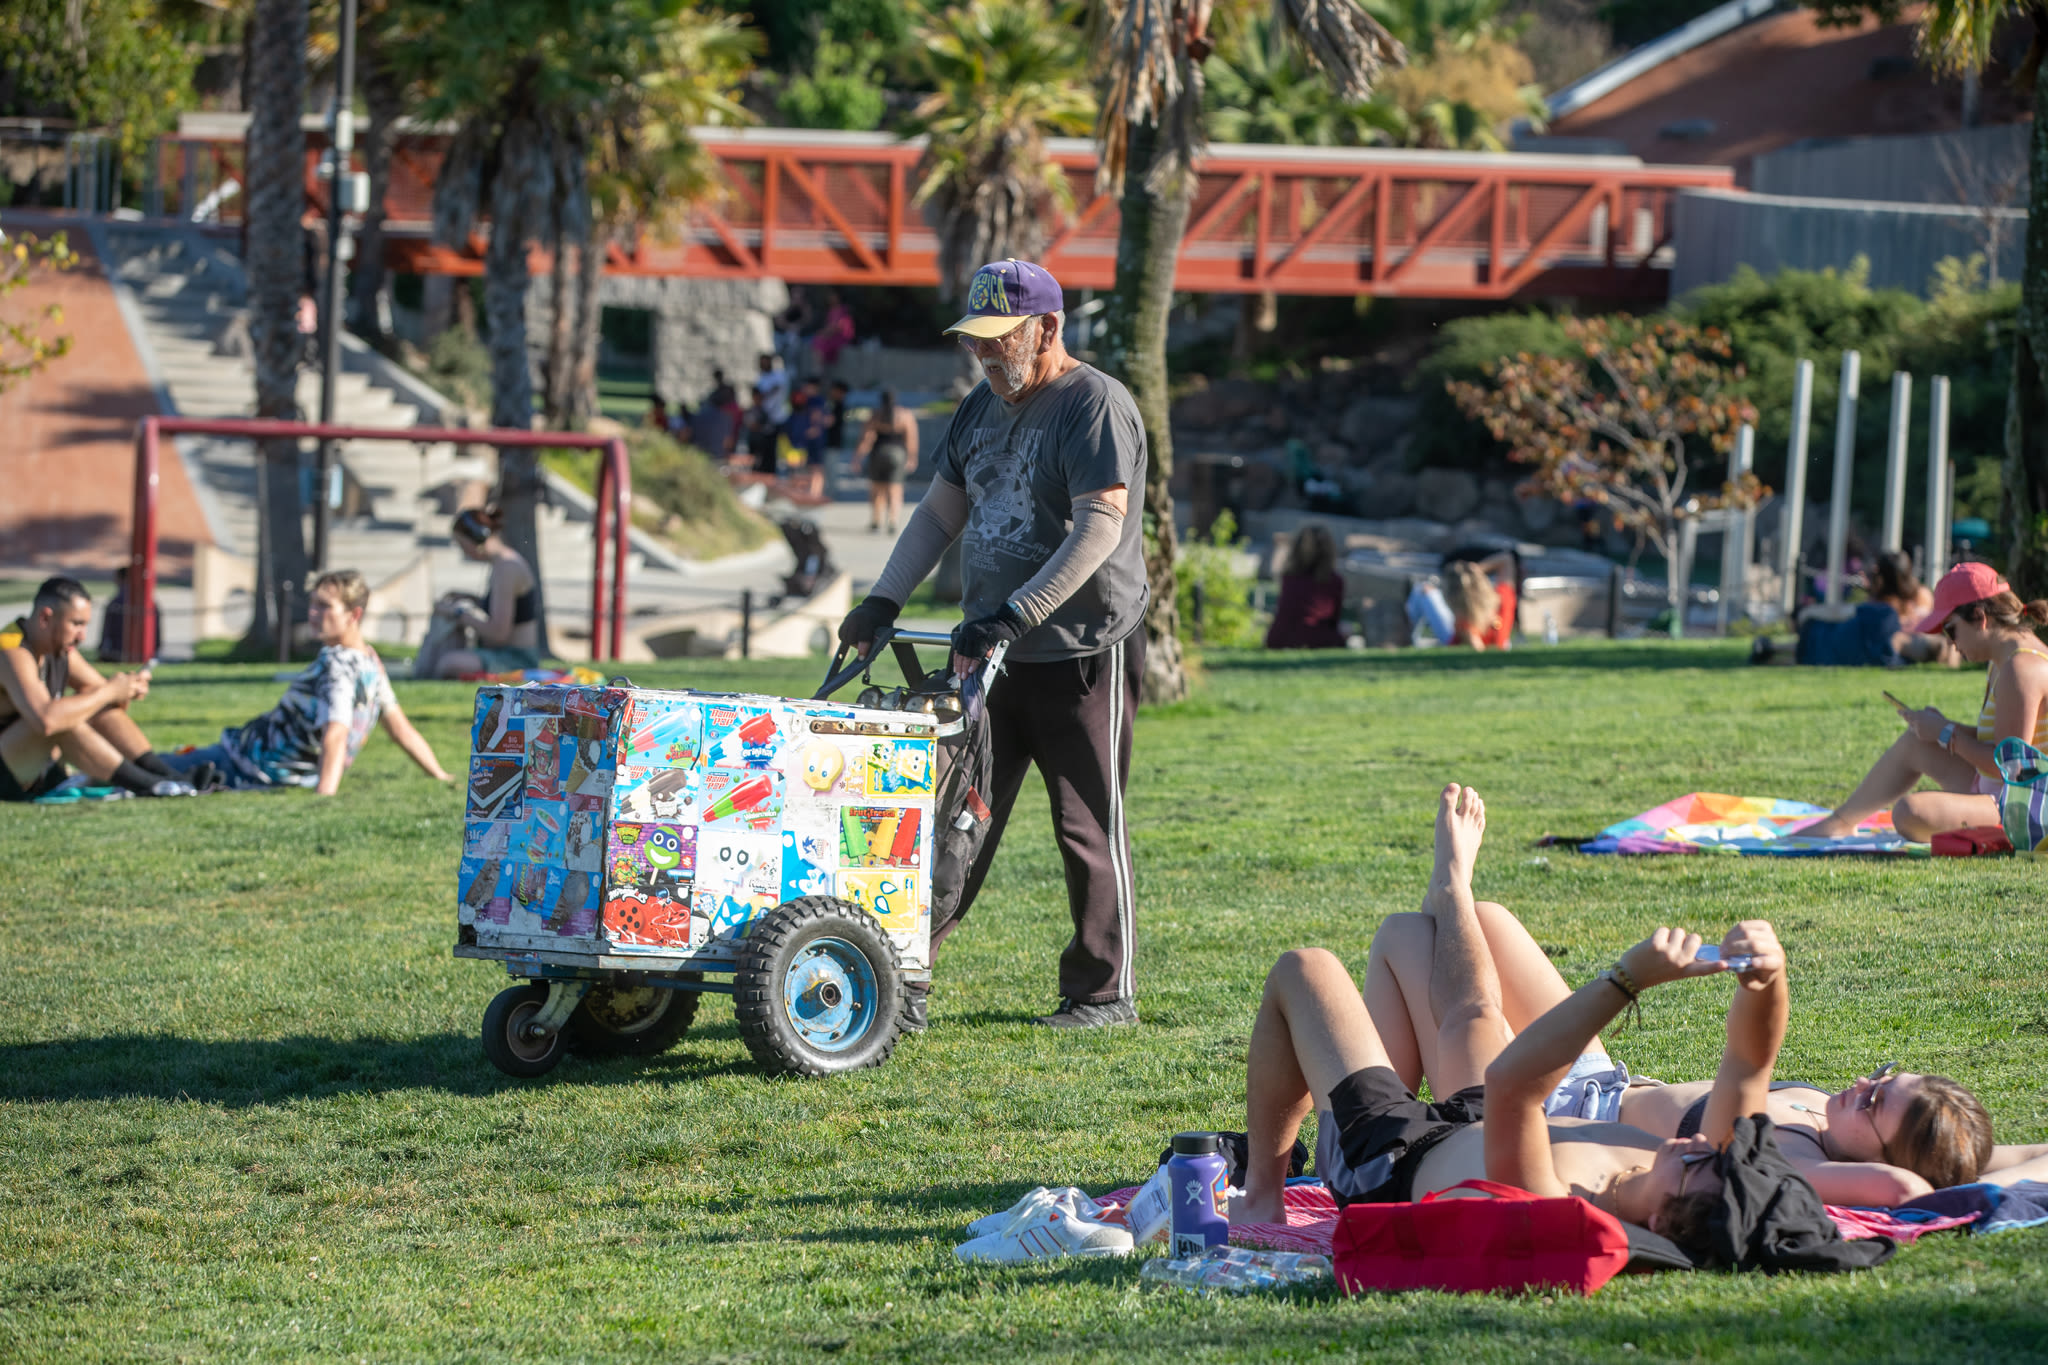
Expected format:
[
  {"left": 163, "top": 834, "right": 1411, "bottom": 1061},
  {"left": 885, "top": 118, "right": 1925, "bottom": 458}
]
[{"left": 1579, "top": 793, "right": 1921, "bottom": 857}]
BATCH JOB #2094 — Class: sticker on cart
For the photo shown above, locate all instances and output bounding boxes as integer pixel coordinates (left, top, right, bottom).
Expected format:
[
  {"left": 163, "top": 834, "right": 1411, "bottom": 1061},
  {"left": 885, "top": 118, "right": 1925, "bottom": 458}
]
[
  {"left": 507, "top": 863, "right": 562, "bottom": 925},
  {"left": 787, "top": 738, "right": 862, "bottom": 800},
  {"left": 863, "top": 738, "right": 934, "bottom": 798},
  {"left": 563, "top": 806, "right": 605, "bottom": 872},
  {"left": 520, "top": 800, "right": 567, "bottom": 864},
  {"left": 839, "top": 805, "right": 923, "bottom": 868},
  {"left": 458, "top": 854, "right": 509, "bottom": 923},
  {"left": 702, "top": 704, "right": 783, "bottom": 769},
  {"left": 607, "top": 822, "right": 695, "bottom": 892},
  {"left": 693, "top": 884, "right": 776, "bottom": 942},
  {"left": 781, "top": 823, "right": 835, "bottom": 901},
  {"left": 613, "top": 767, "right": 699, "bottom": 823},
  {"left": 473, "top": 691, "right": 523, "bottom": 755},
  {"left": 564, "top": 734, "right": 614, "bottom": 798},
  {"left": 838, "top": 869, "right": 923, "bottom": 934},
  {"left": 564, "top": 689, "right": 610, "bottom": 739},
  {"left": 698, "top": 828, "right": 781, "bottom": 904},
  {"left": 514, "top": 687, "right": 565, "bottom": 718},
  {"left": 467, "top": 755, "right": 524, "bottom": 821},
  {"left": 623, "top": 696, "right": 702, "bottom": 769},
  {"left": 524, "top": 718, "right": 563, "bottom": 799},
  {"left": 546, "top": 870, "right": 601, "bottom": 935},
  {"left": 605, "top": 884, "right": 695, "bottom": 950},
  {"left": 464, "top": 819, "right": 512, "bottom": 858},
  {"left": 698, "top": 769, "right": 783, "bottom": 830}
]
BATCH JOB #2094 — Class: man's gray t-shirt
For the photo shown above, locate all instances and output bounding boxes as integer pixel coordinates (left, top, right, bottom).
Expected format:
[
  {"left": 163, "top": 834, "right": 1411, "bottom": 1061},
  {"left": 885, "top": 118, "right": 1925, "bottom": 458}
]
[{"left": 929, "top": 363, "right": 1150, "bottom": 662}]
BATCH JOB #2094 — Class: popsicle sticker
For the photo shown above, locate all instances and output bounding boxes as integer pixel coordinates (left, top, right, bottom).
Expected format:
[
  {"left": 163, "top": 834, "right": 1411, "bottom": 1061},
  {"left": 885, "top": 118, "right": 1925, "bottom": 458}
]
[
  {"left": 698, "top": 769, "right": 783, "bottom": 829},
  {"left": 839, "top": 806, "right": 923, "bottom": 867},
  {"left": 625, "top": 697, "right": 702, "bottom": 769},
  {"left": 703, "top": 708, "right": 781, "bottom": 769}
]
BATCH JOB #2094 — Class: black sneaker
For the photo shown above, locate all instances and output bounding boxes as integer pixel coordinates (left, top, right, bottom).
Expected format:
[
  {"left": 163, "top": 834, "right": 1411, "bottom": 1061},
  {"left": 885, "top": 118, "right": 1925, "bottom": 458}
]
[
  {"left": 900, "top": 986, "right": 929, "bottom": 1033},
  {"left": 1031, "top": 997, "right": 1137, "bottom": 1029}
]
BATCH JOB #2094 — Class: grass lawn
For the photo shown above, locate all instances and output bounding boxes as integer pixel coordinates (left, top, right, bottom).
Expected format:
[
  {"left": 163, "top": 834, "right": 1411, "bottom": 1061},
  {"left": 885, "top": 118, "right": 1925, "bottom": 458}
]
[{"left": 3, "top": 642, "right": 2046, "bottom": 1362}]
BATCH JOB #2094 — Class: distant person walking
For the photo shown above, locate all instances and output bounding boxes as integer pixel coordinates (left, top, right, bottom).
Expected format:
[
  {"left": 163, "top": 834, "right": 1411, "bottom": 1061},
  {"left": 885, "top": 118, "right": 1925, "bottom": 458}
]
[
  {"left": 837, "top": 259, "right": 1148, "bottom": 1031},
  {"left": 855, "top": 389, "right": 918, "bottom": 533}
]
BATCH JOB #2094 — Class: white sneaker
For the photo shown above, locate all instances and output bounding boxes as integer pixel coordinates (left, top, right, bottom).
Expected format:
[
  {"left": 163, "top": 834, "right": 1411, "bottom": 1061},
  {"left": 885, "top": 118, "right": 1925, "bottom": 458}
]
[
  {"left": 964, "top": 1186, "right": 1103, "bottom": 1240},
  {"left": 955, "top": 1203, "right": 1134, "bottom": 1263}
]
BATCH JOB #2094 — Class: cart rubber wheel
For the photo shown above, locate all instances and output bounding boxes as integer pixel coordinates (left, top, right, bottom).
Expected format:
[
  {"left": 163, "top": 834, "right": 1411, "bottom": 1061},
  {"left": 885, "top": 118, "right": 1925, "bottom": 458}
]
[
  {"left": 565, "top": 975, "right": 701, "bottom": 1057},
  {"left": 734, "top": 897, "right": 902, "bottom": 1076},
  {"left": 481, "top": 983, "right": 566, "bottom": 1078}
]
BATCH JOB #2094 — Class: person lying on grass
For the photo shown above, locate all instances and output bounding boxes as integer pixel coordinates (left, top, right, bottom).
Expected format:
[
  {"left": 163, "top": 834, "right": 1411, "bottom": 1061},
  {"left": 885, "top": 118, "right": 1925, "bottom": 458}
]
[
  {"left": 0, "top": 576, "right": 197, "bottom": 800},
  {"left": 1233, "top": 784, "right": 1885, "bottom": 1271},
  {"left": 160, "top": 570, "right": 453, "bottom": 795},
  {"left": 1362, "top": 902, "right": 2048, "bottom": 1203},
  {"left": 1807, "top": 562, "right": 2048, "bottom": 842}
]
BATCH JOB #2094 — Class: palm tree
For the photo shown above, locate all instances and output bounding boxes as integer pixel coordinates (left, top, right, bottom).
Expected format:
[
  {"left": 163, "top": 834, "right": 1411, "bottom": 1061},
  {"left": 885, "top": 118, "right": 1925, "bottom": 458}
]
[
  {"left": 1092, "top": 0, "right": 1403, "bottom": 702},
  {"left": 243, "top": 0, "right": 312, "bottom": 652},
  {"left": 1902, "top": 0, "right": 2048, "bottom": 595},
  {"left": 906, "top": 0, "right": 1098, "bottom": 302}
]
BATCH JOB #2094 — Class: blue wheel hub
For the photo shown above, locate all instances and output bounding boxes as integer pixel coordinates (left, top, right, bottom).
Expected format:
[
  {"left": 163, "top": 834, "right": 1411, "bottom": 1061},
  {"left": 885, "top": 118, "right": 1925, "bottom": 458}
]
[{"left": 782, "top": 937, "right": 878, "bottom": 1053}]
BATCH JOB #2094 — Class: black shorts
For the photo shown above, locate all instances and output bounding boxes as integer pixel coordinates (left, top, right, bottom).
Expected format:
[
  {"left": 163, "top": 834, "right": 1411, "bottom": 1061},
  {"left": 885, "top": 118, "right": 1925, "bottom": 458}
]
[
  {"left": 0, "top": 758, "right": 66, "bottom": 803},
  {"left": 1317, "top": 1065, "right": 1486, "bottom": 1208}
]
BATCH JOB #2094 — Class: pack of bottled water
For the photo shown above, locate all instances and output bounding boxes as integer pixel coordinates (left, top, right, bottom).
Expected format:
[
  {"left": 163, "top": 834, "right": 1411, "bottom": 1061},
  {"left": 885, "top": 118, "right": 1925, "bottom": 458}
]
[{"left": 1137, "top": 1245, "right": 1334, "bottom": 1295}]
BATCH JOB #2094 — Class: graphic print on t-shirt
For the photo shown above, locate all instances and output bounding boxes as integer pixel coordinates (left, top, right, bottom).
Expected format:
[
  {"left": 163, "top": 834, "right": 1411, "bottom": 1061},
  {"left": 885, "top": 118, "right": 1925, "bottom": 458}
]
[{"left": 961, "top": 425, "right": 1044, "bottom": 574}]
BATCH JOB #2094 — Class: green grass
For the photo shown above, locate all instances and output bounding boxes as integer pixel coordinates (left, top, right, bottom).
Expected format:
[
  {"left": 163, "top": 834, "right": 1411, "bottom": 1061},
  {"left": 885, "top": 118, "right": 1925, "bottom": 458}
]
[{"left": 4, "top": 642, "right": 2046, "bottom": 1361}]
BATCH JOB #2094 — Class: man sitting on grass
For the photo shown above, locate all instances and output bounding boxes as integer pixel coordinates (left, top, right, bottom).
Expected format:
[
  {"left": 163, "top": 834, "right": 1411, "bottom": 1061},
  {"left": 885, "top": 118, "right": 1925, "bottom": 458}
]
[
  {"left": 1233, "top": 783, "right": 1889, "bottom": 1271},
  {"left": 0, "top": 576, "right": 197, "bottom": 800},
  {"left": 160, "top": 570, "right": 453, "bottom": 795}
]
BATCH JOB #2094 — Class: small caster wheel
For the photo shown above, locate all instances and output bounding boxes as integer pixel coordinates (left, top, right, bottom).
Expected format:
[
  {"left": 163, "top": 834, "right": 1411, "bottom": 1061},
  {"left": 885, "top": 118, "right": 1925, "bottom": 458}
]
[
  {"left": 565, "top": 975, "right": 701, "bottom": 1057},
  {"left": 482, "top": 983, "right": 566, "bottom": 1078},
  {"left": 734, "top": 897, "right": 902, "bottom": 1076}
]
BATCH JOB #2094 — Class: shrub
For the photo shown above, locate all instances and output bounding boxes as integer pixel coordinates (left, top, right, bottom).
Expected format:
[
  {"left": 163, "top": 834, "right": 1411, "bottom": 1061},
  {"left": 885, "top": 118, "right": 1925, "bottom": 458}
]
[
  {"left": 1175, "top": 511, "right": 1261, "bottom": 648},
  {"left": 546, "top": 431, "right": 775, "bottom": 562}
]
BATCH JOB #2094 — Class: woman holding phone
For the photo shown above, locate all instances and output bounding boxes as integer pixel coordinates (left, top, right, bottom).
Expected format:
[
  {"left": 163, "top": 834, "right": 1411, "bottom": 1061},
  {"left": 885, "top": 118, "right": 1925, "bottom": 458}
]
[{"left": 1805, "top": 562, "right": 2048, "bottom": 841}]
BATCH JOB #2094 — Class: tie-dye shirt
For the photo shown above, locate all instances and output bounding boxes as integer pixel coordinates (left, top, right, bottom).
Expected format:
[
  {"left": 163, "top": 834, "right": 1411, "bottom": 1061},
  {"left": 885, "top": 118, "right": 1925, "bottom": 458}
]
[{"left": 221, "top": 645, "right": 396, "bottom": 786}]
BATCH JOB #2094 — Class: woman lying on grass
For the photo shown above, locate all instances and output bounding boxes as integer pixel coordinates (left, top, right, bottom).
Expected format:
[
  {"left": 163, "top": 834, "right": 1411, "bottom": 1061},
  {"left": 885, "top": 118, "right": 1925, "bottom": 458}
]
[
  {"left": 1234, "top": 785, "right": 1886, "bottom": 1271},
  {"left": 1807, "top": 561, "right": 2048, "bottom": 842},
  {"left": 162, "top": 570, "right": 453, "bottom": 796},
  {"left": 1363, "top": 903, "right": 2048, "bottom": 1204}
]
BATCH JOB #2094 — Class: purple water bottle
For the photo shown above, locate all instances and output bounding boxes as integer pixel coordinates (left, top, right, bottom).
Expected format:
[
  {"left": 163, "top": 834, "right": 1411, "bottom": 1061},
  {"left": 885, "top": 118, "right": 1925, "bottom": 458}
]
[{"left": 1166, "top": 1132, "right": 1230, "bottom": 1258}]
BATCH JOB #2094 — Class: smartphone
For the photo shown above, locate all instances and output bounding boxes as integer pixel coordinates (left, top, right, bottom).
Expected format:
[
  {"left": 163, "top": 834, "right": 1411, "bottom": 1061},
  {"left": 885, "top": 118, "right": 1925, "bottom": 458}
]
[
  {"left": 1693, "top": 944, "right": 1757, "bottom": 972},
  {"left": 1881, "top": 689, "right": 1908, "bottom": 711}
]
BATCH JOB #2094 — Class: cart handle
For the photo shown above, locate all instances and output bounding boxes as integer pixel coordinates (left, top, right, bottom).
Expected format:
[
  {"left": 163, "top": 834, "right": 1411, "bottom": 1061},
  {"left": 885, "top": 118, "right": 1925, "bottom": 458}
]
[{"left": 814, "top": 625, "right": 978, "bottom": 701}]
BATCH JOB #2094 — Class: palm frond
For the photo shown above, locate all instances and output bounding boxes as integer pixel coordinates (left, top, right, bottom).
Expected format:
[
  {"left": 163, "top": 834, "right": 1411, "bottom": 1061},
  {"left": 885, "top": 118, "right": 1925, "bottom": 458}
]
[
  {"left": 1915, "top": 0, "right": 2000, "bottom": 76},
  {"left": 1271, "top": 0, "right": 1407, "bottom": 101}
]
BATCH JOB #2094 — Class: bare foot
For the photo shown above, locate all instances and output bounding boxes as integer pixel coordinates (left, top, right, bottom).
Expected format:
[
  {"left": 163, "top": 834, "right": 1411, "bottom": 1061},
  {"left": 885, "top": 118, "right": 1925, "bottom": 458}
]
[
  {"left": 1434, "top": 783, "right": 1487, "bottom": 887},
  {"left": 1800, "top": 814, "right": 1854, "bottom": 839},
  {"left": 1230, "top": 1188, "right": 1287, "bottom": 1226}
]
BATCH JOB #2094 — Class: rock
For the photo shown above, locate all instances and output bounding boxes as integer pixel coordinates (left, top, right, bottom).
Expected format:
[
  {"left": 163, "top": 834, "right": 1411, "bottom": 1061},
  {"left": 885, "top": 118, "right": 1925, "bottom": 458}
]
[
  {"left": 1317, "top": 442, "right": 1351, "bottom": 468},
  {"left": 1338, "top": 396, "right": 1422, "bottom": 451},
  {"left": 1517, "top": 489, "right": 1561, "bottom": 533},
  {"left": 1172, "top": 378, "right": 1267, "bottom": 427},
  {"left": 1367, "top": 471, "right": 1418, "bottom": 518},
  {"left": 1414, "top": 468, "right": 1481, "bottom": 523}
]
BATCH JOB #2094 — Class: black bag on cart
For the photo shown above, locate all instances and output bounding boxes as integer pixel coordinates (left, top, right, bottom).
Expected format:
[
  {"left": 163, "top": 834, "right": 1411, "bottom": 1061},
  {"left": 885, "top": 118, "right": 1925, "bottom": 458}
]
[{"left": 929, "top": 659, "right": 1000, "bottom": 941}]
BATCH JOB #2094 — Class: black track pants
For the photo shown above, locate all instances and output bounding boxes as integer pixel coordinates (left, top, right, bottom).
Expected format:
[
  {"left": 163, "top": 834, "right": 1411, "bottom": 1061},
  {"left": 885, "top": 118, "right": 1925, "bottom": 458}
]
[{"left": 933, "top": 629, "right": 1142, "bottom": 1004}]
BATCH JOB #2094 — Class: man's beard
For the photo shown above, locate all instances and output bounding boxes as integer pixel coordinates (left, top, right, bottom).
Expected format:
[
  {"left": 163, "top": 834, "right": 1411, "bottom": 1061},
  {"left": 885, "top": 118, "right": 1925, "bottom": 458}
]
[{"left": 984, "top": 335, "right": 1034, "bottom": 394}]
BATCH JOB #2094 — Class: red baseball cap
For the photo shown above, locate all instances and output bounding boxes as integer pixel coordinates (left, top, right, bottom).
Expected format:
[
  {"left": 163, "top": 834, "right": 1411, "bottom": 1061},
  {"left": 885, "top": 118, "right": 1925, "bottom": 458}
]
[{"left": 1916, "top": 561, "right": 2010, "bottom": 633}]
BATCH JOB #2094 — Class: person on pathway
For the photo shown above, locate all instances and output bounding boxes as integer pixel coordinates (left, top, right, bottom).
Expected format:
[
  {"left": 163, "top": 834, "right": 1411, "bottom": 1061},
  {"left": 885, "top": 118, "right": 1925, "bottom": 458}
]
[
  {"left": 0, "top": 576, "right": 196, "bottom": 800},
  {"left": 1233, "top": 786, "right": 1886, "bottom": 1273},
  {"left": 855, "top": 389, "right": 919, "bottom": 533},
  {"left": 1264, "top": 523, "right": 1345, "bottom": 649},
  {"left": 423, "top": 507, "right": 543, "bottom": 678},
  {"left": 161, "top": 570, "right": 450, "bottom": 795},
  {"left": 1807, "top": 561, "right": 2048, "bottom": 840},
  {"left": 836, "top": 259, "right": 1148, "bottom": 1031}
]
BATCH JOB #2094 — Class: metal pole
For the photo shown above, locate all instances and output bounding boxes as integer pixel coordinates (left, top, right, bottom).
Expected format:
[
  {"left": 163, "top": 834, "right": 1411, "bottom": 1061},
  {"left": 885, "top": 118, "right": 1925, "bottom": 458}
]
[
  {"left": 129, "top": 421, "right": 160, "bottom": 663},
  {"left": 1721, "top": 423, "right": 1754, "bottom": 633},
  {"left": 1927, "top": 375, "right": 1951, "bottom": 581},
  {"left": 608, "top": 438, "right": 630, "bottom": 659},
  {"left": 1674, "top": 517, "right": 1697, "bottom": 637},
  {"left": 1779, "top": 358, "right": 1814, "bottom": 618},
  {"left": 1881, "top": 370, "right": 1912, "bottom": 551},
  {"left": 313, "top": 0, "right": 360, "bottom": 573},
  {"left": 181, "top": 142, "right": 196, "bottom": 221},
  {"left": 739, "top": 589, "right": 753, "bottom": 660},
  {"left": 589, "top": 452, "right": 610, "bottom": 662},
  {"left": 1606, "top": 564, "right": 1623, "bottom": 638},
  {"left": 1825, "top": 350, "right": 1860, "bottom": 606}
]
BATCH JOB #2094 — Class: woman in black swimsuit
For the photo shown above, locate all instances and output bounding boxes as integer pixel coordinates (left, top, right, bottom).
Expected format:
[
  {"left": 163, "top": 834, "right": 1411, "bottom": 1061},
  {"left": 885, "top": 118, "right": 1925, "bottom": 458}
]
[
  {"left": 855, "top": 389, "right": 918, "bottom": 534},
  {"left": 428, "top": 506, "right": 543, "bottom": 678}
]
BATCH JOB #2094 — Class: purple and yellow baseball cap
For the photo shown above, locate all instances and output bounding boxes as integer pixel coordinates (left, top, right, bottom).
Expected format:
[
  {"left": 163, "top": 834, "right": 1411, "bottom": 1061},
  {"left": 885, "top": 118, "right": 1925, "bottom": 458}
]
[{"left": 943, "top": 259, "right": 1065, "bottom": 339}]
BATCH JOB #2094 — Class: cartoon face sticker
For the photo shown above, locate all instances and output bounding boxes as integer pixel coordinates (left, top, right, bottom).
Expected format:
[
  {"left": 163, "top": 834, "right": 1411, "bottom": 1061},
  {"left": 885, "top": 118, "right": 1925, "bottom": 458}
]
[
  {"left": 798, "top": 742, "right": 844, "bottom": 792},
  {"left": 645, "top": 827, "right": 684, "bottom": 873}
]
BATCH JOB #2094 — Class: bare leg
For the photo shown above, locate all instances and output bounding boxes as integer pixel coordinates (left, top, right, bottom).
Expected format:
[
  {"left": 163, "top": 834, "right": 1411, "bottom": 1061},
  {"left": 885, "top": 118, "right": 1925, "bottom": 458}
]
[
  {"left": 1894, "top": 789, "right": 2001, "bottom": 840},
  {"left": 0, "top": 716, "right": 60, "bottom": 786},
  {"left": 1809, "top": 731, "right": 1980, "bottom": 837},
  {"left": 89, "top": 707, "right": 152, "bottom": 760},
  {"left": 1424, "top": 785, "right": 1514, "bottom": 1097},
  {"left": 1365, "top": 901, "right": 1598, "bottom": 1095},
  {"left": 887, "top": 482, "right": 904, "bottom": 530},
  {"left": 868, "top": 483, "right": 885, "bottom": 529},
  {"left": 436, "top": 648, "right": 485, "bottom": 679},
  {"left": 1237, "top": 947, "right": 1392, "bottom": 1225}
]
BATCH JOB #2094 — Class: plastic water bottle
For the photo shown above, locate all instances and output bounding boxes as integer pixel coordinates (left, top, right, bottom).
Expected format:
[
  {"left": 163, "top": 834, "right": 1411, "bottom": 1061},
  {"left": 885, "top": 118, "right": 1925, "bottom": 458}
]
[
  {"left": 1139, "top": 1248, "right": 1334, "bottom": 1295},
  {"left": 1125, "top": 1164, "right": 1173, "bottom": 1246},
  {"left": 1166, "top": 1132, "right": 1230, "bottom": 1258},
  {"left": 1543, "top": 611, "right": 1559, "bottom": 646}
]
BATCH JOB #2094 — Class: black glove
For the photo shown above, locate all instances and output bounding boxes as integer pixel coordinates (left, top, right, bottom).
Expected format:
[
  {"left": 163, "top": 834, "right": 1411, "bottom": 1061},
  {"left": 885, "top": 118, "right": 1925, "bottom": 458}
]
[
  {"left": 838, "top": 595, "right": 901, "bottom": 654},
  {"left": 952, "top": 602, "right": 1029, "bottom": 660}
]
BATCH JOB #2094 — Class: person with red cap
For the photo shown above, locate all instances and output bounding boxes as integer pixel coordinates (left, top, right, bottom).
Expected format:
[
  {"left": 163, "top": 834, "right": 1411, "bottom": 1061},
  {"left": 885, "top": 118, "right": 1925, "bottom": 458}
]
[
  {"left": 837, "top": 259, "right": 1148, "bottom": 1032},
  {"left": 1807, "top": 561, "right": 2048, "bottom": 840}
]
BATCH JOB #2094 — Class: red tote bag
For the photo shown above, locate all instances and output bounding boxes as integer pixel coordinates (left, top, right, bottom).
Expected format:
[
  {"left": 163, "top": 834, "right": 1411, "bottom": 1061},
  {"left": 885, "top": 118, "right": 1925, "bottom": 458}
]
[{"left": 1332, "top": 1180, "right": 1631, "bottom": 1296}]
